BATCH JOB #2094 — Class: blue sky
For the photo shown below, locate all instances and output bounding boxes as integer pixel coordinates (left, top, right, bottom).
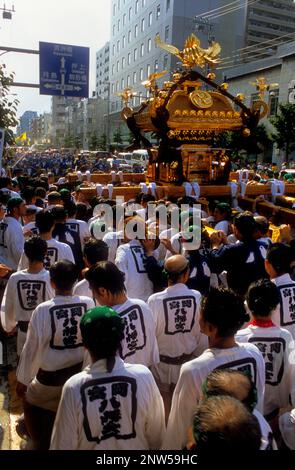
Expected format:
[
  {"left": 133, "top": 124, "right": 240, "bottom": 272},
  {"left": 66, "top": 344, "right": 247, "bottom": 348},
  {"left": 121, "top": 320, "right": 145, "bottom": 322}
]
[{"left": 0, "top": 0, "right": 111, "bottom": 117}]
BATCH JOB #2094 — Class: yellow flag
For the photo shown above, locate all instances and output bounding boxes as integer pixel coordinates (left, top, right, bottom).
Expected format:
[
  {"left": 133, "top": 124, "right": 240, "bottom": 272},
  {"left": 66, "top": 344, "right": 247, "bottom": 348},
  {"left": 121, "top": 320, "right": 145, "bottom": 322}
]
[{"left": 16, "top": 132, "right": 27, "bottom": 142}]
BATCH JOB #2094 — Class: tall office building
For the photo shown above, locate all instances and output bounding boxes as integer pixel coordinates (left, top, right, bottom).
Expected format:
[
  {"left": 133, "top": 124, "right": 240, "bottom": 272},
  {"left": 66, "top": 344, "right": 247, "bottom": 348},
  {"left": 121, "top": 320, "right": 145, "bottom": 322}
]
[
  {"left": 95, "top": 42, "right": 110, "bottom": 99},
  {"left": 18, "top": 110, "right": 38, "bottom": 135}
]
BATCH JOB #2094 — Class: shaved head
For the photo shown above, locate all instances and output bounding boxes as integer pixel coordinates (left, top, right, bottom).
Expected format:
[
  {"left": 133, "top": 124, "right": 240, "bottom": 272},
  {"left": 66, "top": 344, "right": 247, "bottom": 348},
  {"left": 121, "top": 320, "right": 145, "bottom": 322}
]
[{"left": 164, "top": 255, "right": 189, "bottom": 273}]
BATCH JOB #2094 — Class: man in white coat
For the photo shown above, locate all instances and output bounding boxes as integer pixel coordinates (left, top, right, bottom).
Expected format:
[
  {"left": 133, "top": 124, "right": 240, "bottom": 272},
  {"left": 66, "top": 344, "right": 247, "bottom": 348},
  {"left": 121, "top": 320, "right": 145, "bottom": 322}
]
[
  {"left": 50, "top": 306, "right": 165, "bottom": 450},
  {"left": 85, "top": 261, "right": 159, "bottom": 368},
  {"left": 163, "top": 287, "right": 265, "bottom": 450},
  {"left": 16, "top": 260, "right": 95, "bottom": 449},
  {"left": 148, "top": 255, "right": 207, "bottom": 420}
]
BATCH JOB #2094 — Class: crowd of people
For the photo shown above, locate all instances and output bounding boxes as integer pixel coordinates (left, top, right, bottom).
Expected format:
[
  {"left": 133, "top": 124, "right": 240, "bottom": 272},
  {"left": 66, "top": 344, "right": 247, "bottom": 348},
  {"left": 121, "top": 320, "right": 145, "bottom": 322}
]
[{"left": 0, "top": 163, "right": 295, "bottom": 452}]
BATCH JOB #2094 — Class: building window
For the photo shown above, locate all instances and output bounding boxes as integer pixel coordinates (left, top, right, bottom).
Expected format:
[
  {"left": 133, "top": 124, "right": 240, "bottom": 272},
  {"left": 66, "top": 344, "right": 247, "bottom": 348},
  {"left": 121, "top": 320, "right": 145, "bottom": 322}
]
[
  {"left": 154, "top": 60, "right": 158, "bottom": 71},
  {"left": 156, "top": 4, "right": 160, "bottom": 19},
  {"left": 140, "top": 43, "right": 144, "bottom": 57},
  {"left": 147, "top": 64, "right": 151, "bottom": 77},
  {"left": 147, "top": 38, "right": 152, "bottom": 53},
  {"left": 116, "top": 60, "right": 119, "bottom": 72},
  {"left": 112, "top": 84, "right": 115, "bottom": 94},
  {"left": 118, "top": 19, "right": 120, "bottom": 31},
  {"left": 165, "top": 25, "right": 169, "bottom": 41},
  {"left": 135, "top": 0, "right": 139, "bottom": 14},
  {"left": 163, "top": 54, "right": 168, "bottom": 69},
  {"left": 140, "top": 68, "right": 143, "bottom": 81},
  {"left": 122, "top": 35, "right": 126, "bottom": 48},
  {"left": 141, "top": 18, "right": 145, "bottom": 32},
  {"left": 129, "top": 7, "right": 132, "bottom": 20},
  {"left": 116, "top": 81, "right": 119, "bottom": 92},
  {"left": 166, "top": 0, "right": 170, "bottom": 11},
  {"left": 123, "top": 13, "right": 126, "bottom": 26},
  {"left": 128, "top": 30, "right": 132, "bottom": 43},
  {"left": 142, "top": 0, "right": 145, "bottom": 6},
  {"left": 121, "top": 78, "right": 125, "bottom": 89},
  {"left": 268, "top": 90, "right": 279, "bottom": 116},
  {"left": 134, "top": 48, "right": 138, "bottom": 61},
  {"left": 112, "top": 64, "right": 115, "bottom": 75},
  {"left": 127, "top": 75, "right": 131, "bottom": 86},
  {"left": 133, "top": 71, "right": 137, "bottom": 84},
  {"left": 134, "top": 24, "right": 138, "bottom": 38},
  {"left": 122, "top": 56, "right": 126, "bottom": 68},
  {"left": 128, "top": 53, "right": 131, "bottom": 65},
  {"left": 113, "top": 4, "right": 116, "bottom": 15},
  {"left": 118, "top": 0, "right": 120, "bottom": 10},
  {"left": 148, "top": 11, "right": 152, "bottom": 26},
  {"left": 113, "top": 24, "right": 116, "bottom": 36},
  {"left": 117, "top": 40, "right": 120, "bottom": 52}
]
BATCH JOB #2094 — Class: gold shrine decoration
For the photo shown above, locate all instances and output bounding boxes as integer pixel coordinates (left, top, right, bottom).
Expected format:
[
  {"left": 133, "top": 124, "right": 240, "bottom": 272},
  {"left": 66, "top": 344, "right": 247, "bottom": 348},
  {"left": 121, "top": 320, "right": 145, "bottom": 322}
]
[
  {"left": 250, "top": 76, "right": 279, "bottom": 100},
  {"left": 142, "top": 71, "right": 168, "bottom": 94},
  {"left": 115, "top": 87, "right": 137, "bottom": 106},
  {"left": 155, "top": 33, "right": 221, "bottom": 69},
  {"left": 189, "top": 90, "right": 213, "bottom": 109}
]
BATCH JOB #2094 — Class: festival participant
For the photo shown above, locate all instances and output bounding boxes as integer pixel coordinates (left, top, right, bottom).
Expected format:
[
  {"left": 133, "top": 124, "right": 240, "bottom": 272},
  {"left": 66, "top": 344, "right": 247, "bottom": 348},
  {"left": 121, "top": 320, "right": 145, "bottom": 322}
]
[
  {"left": 189, "top": 396, "right": 261, "bottom": 452},
  {"left": 73, "top": 239, "right": 109, "bottom": 298},
  {"left": 265, "top": 243, "right": 295, "bottom": 339},
  {"left": 50, "top": 306, "right": 165, "bottom": 450},
  {"left": 210, "top": 211, "right": 268, "bottom": 295},
  {"left": 16, "top": 260, "right": 95, "bottom": 450},
  {"left": 236, "top": 279, "right": 295, "bottom": 429},
  {"left": 22, "top": 206, "right": 39, "bottom": 236},
  {"left": 0, "top": 197, "right": 26, "bottom": 271},
  {"left": 18, "top": 210, "right": 74, "bottom": 270},
  {"left": 85, "top": 261, "right": 159, "bottom": 367},
  {"left": 115, "top": 216, "right": 154, "bottom": 301},
  {"left": 254, "top": 216, "right": 272, "bottom": 246},
  {"left": 46, "top": 191, "right": 63, "bottom": 210},
  {"left": 213, "top": 202, "right": 232, "bottom": 235},
  {"left": 148, "top": 255, "right": 206, "bottom": 420},
  {"left": 197, "top": 369, "right": 276, "bottom": 450},
  {"left": 64, "top": 201, "right": 91, "bottom": 249},
  {"left": 163, "top": 287, "right": 265, "bottom": 450},
  {"left": 0, "top": 236, "right": 54, "bottom": 355}
]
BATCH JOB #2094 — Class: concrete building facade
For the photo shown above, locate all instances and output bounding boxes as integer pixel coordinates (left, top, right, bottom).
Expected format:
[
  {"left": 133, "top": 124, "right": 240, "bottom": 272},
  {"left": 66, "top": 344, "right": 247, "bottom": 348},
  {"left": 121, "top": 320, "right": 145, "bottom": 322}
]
[{"left": 95, "top": 42, "right": 110, "bottom": 99}]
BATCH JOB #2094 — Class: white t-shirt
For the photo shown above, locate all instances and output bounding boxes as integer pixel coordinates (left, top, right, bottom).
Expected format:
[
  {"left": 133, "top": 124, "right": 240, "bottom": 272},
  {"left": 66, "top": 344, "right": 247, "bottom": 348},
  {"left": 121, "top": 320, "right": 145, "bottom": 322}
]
[
  {"left": 16, "top": 295, "right": 95, "bottom": 387},
  {"left": 18, "top": 238, "right": 75, "bottom": 270},
  {"left": 163, "top": 342, "right": 265, "bottom": 450},
  {"left": 0, "top": 268, "right": 54, "bottom": 354},
  {"left": 272, "top": 274, "right": 295, "bottom": 339},
  {"left": 0, "top": 216, "right": 24, "bottom": 270},
  {"left": 50, "top": 357, "right": 165, "bottom": 450},
  {"left": 236, "top": 323, "right": 295, "bottom": 415},
  {"left": 22, "top": 221, "right": 39, "bottom": 235},
  {"left": 103, "top": 230, "right": 124, "bottom": 263},
  {"left": 148, "top": 283, "right": 207, "bottom": 385},
  {"left": 115, "top": 240, "right": 153, "bottom": 302}
]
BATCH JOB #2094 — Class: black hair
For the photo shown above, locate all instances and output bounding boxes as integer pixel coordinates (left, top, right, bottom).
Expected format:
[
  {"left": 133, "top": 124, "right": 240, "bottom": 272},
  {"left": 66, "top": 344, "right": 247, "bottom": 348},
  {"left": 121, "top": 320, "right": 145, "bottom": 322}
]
[
  {"left": 85, "top": 261, "right": 125, "bottom": 294},
  {"left": 201, "top": 287, "right": 249, "bottom": 337},
  {"left": 266, "top": 243, "right": 292, "bottom": 276},
  {"left": 234, "top": 211, "right": 256, "bottom": 240},
  {"left": 21, "top": 186, "right": 36, "bottom": 204},
  {"left": 81, "top": 314, "right": 125, "bottom": 361},
  {"left": 254, "top": 216, "right": 269, "bottom": 236},
  {"left": 141, "top": 193, "right": 156, "bottom": 204},
  {"left": 24, "top": 236, "right": 47, "bottom": 263},
  {"left": 47, "top": 191, "right": 62, "bottom": 204},
  {"left": 247, "top": 279, "right": 280, "bottom": 318},
  {"left": 193, "top": 396, "right": 261, "bottom": 451},
  {"left": 35, "top": 187, "right": 47, "bottom": 199},
  {"left": 76, "top": 202, "right": 89, "bottom": 222},
  {"left": 49, "top": 260, "right": 78, "bottom": 291},
  {"left": 35, "top": 210, "right": 55, "bottom": 233},
  {"left": 51, "top": 206, "right": 67, "bottom": 223},
  {"left": 84, "top": 239, "right": 109, "bottom": 265},
  {"left": 64, "top": 201, "right": 77, "bottom": 218}
]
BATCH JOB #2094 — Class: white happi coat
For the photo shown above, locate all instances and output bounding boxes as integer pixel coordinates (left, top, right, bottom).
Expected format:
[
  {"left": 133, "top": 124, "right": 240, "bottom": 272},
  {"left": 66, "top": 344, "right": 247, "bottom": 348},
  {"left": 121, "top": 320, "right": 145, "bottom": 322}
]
[
  {"left": 18, "top": 238, "right": 75, "bottom": 270},
  {"left": 236, "top": 324, "right": 295, "bottom": 415},
  {"left": 163, "top": 343, "right": 265, "bottom": 450},
  {"left": 73, "top": 278, "right": 93, "bottom": 299},
  {"left": 0, "top": 268, "right": 54, "bottom": 354},
  {"left": 0, "top": 216, "right": 24, "bottom": 270},
  {"left": 17, "top": 295, "right": 95, "bottom": 410},
  {"left": 65, "top": 218, "right": 91, "bottom": 248},
  {"left": 279, "top": 409, "right": 295, "bottom": 450},
  {"left": 84, "top": 298, "right": 159, "bottom": 368},
  {"left": 50, "top": 357, "right": 165, "bottom": 450},
  {"left": 148, "top": 283, "right": 207, "bottom": 385},
  {"left": 103, "top": 230, "right": 124, "bottom": 263},
  {"left": 115, "top": 240, "right": 153, "bottom": 302},
  {"left": 272, "top": 274, "right": 295, "bottom": 339},
  {"left": 254, "top": 410, "right": 278, "bottom": 450}
]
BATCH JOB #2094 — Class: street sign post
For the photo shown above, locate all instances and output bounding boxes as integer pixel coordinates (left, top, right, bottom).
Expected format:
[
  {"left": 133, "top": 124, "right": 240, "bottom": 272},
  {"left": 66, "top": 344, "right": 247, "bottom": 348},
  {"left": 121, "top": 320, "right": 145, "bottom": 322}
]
[
  {"left": 0, "top": 128, "right": 5, "bottom": 171},
  {"left": 39, "top": 42, "right": 89, "bottom": 98}
]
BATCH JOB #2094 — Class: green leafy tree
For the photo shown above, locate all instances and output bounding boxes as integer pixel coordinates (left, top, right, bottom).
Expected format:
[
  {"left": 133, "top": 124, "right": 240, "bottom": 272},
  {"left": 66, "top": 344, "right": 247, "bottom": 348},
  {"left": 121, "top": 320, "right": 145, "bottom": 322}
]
[
  {"left": 64, "top": 134, "right": 74, "bottom": 148},
  {"left": 89, "top": 133, "right": 99, "bottom": 150},
  {"left": 0, "top": 64, "right": 19, "bottom": 145},
  {"left": 74, "top": 136, "right": 82, "bottom": 150},
  {"left": 113, "top": 127, "right": 123, "bottom": 145},
  {"left": 270, "top": 103, "right": 295, "bottom": 162},
  {"left": 97, "top": 133, "right": 107, "bottom": 150}
]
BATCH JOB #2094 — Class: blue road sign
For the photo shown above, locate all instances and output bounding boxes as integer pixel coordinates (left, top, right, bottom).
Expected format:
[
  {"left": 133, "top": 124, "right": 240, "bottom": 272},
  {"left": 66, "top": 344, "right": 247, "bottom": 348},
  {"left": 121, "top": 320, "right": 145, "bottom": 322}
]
[{"left": 39, "top": 41, "right": 89, "bottom": 98}]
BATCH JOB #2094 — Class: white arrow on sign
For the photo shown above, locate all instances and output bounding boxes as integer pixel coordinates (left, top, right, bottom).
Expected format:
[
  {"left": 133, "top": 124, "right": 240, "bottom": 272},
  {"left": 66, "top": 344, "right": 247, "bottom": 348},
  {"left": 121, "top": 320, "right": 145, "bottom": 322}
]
[{"left": 43, "top": 83, "right": 82, "bottom": 93}]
